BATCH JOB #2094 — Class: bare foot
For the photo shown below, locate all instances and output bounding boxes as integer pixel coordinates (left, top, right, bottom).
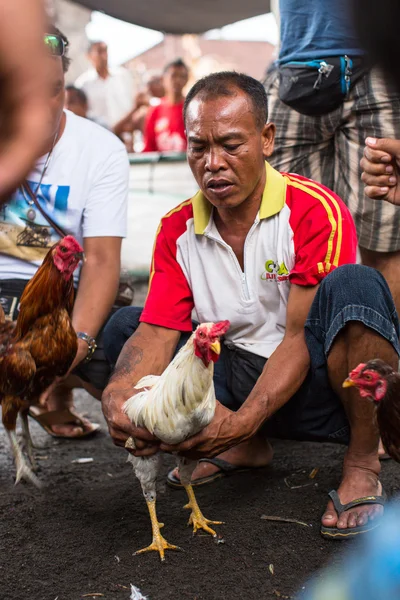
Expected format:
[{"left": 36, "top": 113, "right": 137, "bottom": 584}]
[
  {"left": 321, "top": 454, "right": 383, "bottom": 531},
  {"left": 171, "top": 436, "right": 273, "bottom": 483}
]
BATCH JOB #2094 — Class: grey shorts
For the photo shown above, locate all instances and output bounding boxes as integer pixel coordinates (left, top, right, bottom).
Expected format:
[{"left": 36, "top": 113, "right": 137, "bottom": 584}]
[{"left": 265, "top": 66, "right": 400, "bottom": 252}]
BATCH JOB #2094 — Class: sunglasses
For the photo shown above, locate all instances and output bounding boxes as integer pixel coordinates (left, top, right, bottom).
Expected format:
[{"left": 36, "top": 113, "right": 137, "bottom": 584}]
[{"left": 44, "top": 34, "right": 68, "bottom": 57}]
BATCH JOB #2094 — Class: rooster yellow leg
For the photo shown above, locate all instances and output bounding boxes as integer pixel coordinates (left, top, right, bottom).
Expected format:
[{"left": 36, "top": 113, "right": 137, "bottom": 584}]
[
  {"left": 135, "top": 499, "right": 182, "bottom": 561},
  {"left": 183, "top": 484, "right": 223, "bottom": 537}
]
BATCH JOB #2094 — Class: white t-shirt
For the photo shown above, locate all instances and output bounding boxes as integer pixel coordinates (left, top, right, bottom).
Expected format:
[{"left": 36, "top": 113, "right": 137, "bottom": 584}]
[
  {"left": 0, "top": 110, "right": 129, "bottom": 281},
  {"left": 75, "top": 67, "right": 135, "bottom": 128}
]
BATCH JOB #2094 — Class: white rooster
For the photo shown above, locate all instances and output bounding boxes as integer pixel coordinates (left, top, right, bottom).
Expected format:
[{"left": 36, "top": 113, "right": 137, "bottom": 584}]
[{"left": 123, "top": 320, "right": 230, "bottom": 561}]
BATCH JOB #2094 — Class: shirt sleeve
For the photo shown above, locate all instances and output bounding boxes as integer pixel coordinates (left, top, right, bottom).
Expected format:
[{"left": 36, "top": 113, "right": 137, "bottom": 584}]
[
  {"left": 142, "top": 105, "right": 158, "bottom": 153},
  {"left": 82, "top": 142, "right": 129, "bottom": 238},
  {"left": 140, "top": 221, "right": 194, "bottom": 331},
  {"left": 289, "top": 182, "right": 358, "bottom": 286}
]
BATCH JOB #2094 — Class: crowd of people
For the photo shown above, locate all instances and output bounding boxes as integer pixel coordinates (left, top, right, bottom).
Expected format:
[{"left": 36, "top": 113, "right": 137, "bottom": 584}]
[
  {"left": 2, "top": 0, "right": 400, "bottom": 557},
  {"left": 64, "top": 39, "right": 189, "bottom": 153}
]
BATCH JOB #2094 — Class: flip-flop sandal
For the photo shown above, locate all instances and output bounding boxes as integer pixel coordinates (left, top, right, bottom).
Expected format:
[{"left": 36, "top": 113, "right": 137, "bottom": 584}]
[
  {"left": 320, "top": 488, "right": 386, "bottom": 539},
  {"left": 167, "top": 457, "right": 260, "bottom": 489},
  {"left": 28, "top": 406, "right": 100, "bottom": 439}
]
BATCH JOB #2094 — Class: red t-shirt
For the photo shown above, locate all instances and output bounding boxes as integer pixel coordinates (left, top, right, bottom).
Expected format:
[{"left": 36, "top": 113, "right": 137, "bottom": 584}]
[{"left": 142, "top": 98, "right": 187, "bottom": 153}]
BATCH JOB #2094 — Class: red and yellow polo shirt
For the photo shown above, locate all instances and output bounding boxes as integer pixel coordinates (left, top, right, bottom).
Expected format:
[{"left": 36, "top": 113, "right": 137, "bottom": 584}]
[{"left": 140, "top": 162, "right": 357, "bottom": 358}]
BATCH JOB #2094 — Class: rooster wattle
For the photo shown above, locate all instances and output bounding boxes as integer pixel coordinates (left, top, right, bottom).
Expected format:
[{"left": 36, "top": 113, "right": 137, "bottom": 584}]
[
  {"left": 124, "top": 320, "right": 230, "bottom": 561},
  {"left": 343, "top": 359, "right": 400, "bottom": 462}
]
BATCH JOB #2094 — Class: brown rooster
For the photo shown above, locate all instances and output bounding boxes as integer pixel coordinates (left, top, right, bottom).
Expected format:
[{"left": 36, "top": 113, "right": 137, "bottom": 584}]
[
  {"left": 0, "top": 235, "right": 84, "bottom": 486},
  {"left": 343, "top": 359, "right": 400, "bottom": 462}
]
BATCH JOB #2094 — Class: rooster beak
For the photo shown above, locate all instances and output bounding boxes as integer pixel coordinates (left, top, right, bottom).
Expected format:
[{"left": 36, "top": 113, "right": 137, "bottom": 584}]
[
  {"left": 342, "top": 378, "right": 356, "bottom": 388},
  {"left": 75, "top": 251, "right": 86, "bottom": 262},
  {"left": 210, "top": 340, "right": 221, "bottom": 355}
]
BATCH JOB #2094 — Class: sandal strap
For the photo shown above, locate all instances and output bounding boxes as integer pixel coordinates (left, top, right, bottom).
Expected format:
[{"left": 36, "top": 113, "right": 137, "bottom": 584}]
[
  {"left": 198, "top": 457, "right": 239, "bottom": 473},
  {"left": 29, "top": 407, "right": 83, "bottom": 427},
  {"left": 328, "top": 489, "right": 386, "bottom": 516}
]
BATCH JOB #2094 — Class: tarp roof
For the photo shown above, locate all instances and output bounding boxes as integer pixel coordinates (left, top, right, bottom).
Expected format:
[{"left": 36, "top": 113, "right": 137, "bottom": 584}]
[{"left": 72, "top": 0, "right": 271, "bottom": 34}]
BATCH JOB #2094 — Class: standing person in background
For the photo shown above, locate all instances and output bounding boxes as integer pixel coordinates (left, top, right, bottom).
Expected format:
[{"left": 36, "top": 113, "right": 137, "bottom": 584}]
[
  {"left": 142, "top": 59, "right": 189, "bottom": 153},
  {"left": 75, "top": 41, "right": 134, "bottom": 129},
  {"left": 265, "top": 0, "right": 400, "bottom": 312},
  {"left": 0, "top": 0, "right": 48, "bottom": 200},
  {"left": 112, "top": 72, "right": 165, "bottom": 152},
  {"left": 65, "top": 85, "right": 108, "bottom": 128}
]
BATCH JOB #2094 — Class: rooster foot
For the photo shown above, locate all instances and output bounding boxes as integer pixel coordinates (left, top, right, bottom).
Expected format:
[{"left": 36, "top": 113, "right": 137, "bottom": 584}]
[
  {"left": 185, "top": 504, "right": 223, "bottom": 537},
  {"left": 15, "top": 457, "right": 42, "bottom": 488},
  {"left": 134, "top": 534, "right": 182, "bottom": 562},
  {"left": 183, "top": 484, "right": 223, "bottom": 537},
  {"left": 7, "top": 429, "right": 42, "bottom": 488},
  {"left": 136, "top": 498, "right": 182, "bottom": 561}
]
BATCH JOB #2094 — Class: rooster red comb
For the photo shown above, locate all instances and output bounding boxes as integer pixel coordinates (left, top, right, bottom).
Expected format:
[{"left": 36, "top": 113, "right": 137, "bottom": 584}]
[
  {"left": 210, "top": 320, "right": 230, "bottom": 336},
  {"left": 348, "top": 363, "right": 367, "bottom": 380}
]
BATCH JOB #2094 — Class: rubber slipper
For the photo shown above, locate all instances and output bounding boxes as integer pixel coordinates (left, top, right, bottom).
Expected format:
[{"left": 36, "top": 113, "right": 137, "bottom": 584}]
[
  {"left": 320, "top": 488, "right": 386, "bottom": 539},
  {"left": 28, "top": 406, "right": 100, "bottom": 439},
  {"left": 167, "top": 457, "right": 259, "bottom": 489}
]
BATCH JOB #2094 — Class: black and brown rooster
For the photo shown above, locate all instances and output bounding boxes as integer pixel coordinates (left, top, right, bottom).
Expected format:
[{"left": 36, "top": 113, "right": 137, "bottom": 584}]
[
  {"left": 0, "top": 235, "right": 84, "bottom": 486},
  {"left": 343, "top": 359, "right": 400, "bottom": 462}
]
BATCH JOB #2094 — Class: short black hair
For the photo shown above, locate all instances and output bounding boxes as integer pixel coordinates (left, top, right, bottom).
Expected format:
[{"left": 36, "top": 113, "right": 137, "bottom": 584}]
[
  {"left": 163, "top": 58, "right": 189, "bottom": 74},
  {"left": 184, "top": 71, "right": 268, "bottom": 130},
  {"left": 46, "top": 24, "right": 71, "bottom": 73},
  {"left": 65, "top": 85, "right": 88, "bottom": 105}
]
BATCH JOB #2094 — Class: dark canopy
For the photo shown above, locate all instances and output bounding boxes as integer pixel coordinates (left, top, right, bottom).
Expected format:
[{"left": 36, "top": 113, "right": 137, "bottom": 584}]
[{"left": 72, "top": 0, "right": 271, "bottom": 34}]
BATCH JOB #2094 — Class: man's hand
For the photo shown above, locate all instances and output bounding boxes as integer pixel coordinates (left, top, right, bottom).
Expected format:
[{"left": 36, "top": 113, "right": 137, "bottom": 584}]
[
  {"left": 159, "top": 402, "right": 251, "bottom": 460},
  {"left": 102, "top": 384, "right": 160, "bottom": 452},
  {"left": 361, "top": 137, "right": 400, "bottom": 205}
]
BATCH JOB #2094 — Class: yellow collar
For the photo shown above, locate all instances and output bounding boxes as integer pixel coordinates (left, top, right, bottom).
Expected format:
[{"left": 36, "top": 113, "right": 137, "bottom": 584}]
[{"left": 192, "top": 162, "right": 286, "bottom": 235}]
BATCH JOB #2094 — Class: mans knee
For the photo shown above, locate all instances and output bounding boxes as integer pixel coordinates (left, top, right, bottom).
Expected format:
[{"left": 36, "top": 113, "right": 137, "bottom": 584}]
[
  {"left": 103, "top": 306, "right": 142, "bottom": 365},
  {"left": 321, "top": 264, "right": 390, "bottom": 299}
]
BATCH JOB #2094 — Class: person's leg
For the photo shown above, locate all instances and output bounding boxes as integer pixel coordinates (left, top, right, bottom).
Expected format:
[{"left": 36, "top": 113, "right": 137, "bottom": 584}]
[
  {"left": 305, "top": 264, "right": 399, "bottom": 533},
  {"left": 266, "top": 67, "right": 337, "bottom": 188},
  {"left": 336, "top": 68, "right": 400, "bottom": 311}
]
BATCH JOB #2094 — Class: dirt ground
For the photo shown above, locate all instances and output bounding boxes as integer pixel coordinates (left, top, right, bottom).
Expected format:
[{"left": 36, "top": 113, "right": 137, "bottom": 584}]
[
  {"left": 1, "top": 396, "right": 400, "bottom": 600},
  {"left": 1, "top": 284, "right": 400, "bottom": 600}
]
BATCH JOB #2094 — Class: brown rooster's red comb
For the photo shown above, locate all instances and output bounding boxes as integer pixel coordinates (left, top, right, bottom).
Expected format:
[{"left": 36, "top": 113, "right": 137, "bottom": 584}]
[
  {"left": 349, "top": 363, "right": 367, "bottom": 379},
  {"left": 210, "top": 320, "right": 230, "bottom": 337}
]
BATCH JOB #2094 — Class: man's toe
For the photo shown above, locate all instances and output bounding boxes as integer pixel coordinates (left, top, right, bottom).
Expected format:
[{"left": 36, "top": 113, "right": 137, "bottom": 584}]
[{"left": 321, "top": 508, "right": 337, "bottom": 527}]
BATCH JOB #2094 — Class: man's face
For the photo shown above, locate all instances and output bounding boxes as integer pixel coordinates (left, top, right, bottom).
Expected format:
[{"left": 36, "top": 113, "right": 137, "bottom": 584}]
[
  {"left": 65, "top": 89, "right": 87, "bottom": 118},
  {"left": 45, "top": 55, "right": 65, "bottom": 139},
  {"left": 186, "top": 90, "right": 275, "bottom": 210},
  {"left": 88, "top": 42, "right": 108, "bottom": 71},
  {"left": 163, "top": 66, "right": 188, "bottom": 96}
]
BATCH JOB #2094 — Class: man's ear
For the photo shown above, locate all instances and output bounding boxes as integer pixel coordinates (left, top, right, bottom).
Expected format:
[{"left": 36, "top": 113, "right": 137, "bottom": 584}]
[{"left": 261, "top": 122, "right": 276, "bottom": 158}]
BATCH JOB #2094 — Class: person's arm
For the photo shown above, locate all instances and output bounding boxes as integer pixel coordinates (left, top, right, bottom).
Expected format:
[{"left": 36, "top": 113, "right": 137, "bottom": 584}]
[
  {"left": 102, "top": 323, "right": 180, "bottom": 448},
  {"left": 70, "top": 236, "right": 122, "bottom": 367},
  {"left": 160, "top": 284, "right": 317, "bottom": 458},
  {"left": 69, "top": 142, "right": 129, "bottom": 369},
  {"left": 0, "top": 0, "right": 48, "bottom": 199},
  {"left": 360, "top": 137, "right": 400, "bottom": 205}
]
